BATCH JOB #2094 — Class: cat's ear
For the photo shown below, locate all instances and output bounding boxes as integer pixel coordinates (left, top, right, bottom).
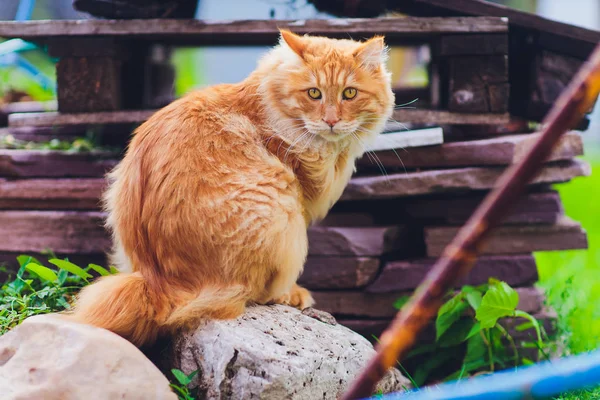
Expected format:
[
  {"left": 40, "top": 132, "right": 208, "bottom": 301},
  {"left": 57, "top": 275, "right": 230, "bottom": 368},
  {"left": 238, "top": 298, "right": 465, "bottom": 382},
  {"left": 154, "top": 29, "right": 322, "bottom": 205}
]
[
  {"left": 280, "top": 29, "right": 306, "bottom": 58},
  {"left": 354, "top": 36, "right": 386, "bottom": 70}
]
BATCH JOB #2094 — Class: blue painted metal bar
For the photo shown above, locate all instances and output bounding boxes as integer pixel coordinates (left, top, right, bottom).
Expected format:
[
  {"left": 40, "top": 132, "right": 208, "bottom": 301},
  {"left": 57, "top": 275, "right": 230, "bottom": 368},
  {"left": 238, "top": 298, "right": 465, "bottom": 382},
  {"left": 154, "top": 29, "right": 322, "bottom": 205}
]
[
  {"left": 15, "top": 0, "right": 36, "bottom": 21},
  {"left": 366, "top": 351, "right": 600, "bottom": 399}
]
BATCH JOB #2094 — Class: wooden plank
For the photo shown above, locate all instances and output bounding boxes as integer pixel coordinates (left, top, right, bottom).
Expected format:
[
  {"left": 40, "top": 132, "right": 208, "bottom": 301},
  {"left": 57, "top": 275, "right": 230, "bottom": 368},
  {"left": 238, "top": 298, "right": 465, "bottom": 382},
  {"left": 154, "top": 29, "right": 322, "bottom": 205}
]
[
  {"left": 425, "top": 216, "right": 588, "bottom": 257},
  {"left": 366, "top": 127, "right": 443, "bottom": 152},
  {"left": 0, "top": 178, "right": 104, "bottom": 210},
  {"left": 447, "top": 55, "right": 509, "bottom": 113},
  {"left": 392, "top": 109, "right": 511, "bottom": 125},
  {"left": 342, "top": 159, "right": 590, "bottom": 200},
  {"left": 307, "top": 226, "right": 413, "bottom": 257},
  {"left": 356, "top": 132, "right": 583, "bottom": 169},
  {"left": 298, "top": 257, "right": 380, "bottom": 289},
  {"left": 312, "top": 286, "right": 543, "bottom": 319},
  {"left": 8, "top": 110, "right": 155, "bottom": 127},
  {"left": 401, "top": 190, "right": 563, "bottom": 225},
  {"left": 0, "top": 17, "right": 508, "bottom": 45},
  {"left": 389, "top": 0, "right": 600, "bottom": 58},
  {"left": 8, "top": 109, "right": 510, "bottom": 128},
  {"left": 327, "top": 190, "right": 564, "bottom": 226},
  {"left": 0, "top": 211, "right": 110, "bottom": 254},
  {"left": 0, "top": 150, "right": 118, "bottom": 178},
  {"left": 367, "top": 255, "right": 537, "bottom": 293},
  {"left": 438, "top": 33, "right": 508, "bottom": 56}
]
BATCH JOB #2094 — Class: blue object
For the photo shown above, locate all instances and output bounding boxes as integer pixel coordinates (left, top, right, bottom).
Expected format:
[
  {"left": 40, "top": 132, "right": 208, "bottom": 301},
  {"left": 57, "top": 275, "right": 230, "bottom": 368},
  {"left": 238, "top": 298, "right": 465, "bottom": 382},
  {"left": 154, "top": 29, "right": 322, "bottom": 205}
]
[
  {"left": 366, "top": 350, "right": 600, "bottom": 400},
  {"left": 0, "top": 0, "right": 55, "bottom": 93}
]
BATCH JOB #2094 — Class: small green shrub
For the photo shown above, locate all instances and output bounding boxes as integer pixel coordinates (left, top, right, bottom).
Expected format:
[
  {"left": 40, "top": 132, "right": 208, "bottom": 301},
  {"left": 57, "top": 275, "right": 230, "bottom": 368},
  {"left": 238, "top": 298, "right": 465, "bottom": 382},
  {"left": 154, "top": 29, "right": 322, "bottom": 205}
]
[
  {"left": 170, "top": 369, "right": 199, "bottom": 400},
  {"left": 395, "top": 279, "right": 546, "bottom": 386}
]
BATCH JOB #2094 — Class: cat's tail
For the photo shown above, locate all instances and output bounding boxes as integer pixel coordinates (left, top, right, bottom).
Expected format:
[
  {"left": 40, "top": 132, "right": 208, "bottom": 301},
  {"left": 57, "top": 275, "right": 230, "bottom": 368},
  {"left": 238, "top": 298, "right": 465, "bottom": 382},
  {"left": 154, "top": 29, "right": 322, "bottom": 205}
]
[{"left": 68, "top": 272, "right": 248, "bottom": 347}]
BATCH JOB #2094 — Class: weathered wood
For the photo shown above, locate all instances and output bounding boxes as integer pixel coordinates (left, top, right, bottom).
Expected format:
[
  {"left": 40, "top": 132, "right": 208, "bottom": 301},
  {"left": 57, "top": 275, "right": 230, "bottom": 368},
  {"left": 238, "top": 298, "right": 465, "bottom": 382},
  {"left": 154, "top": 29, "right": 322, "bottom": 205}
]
[
  {"left": 0, "top": 18, "right": 508, "bottom": 46},
  {"left": 329, "top": 190, "right": 564, "bottom": 226},
  {"left": 439, "top": 33, "right": 508, "bottom": 56},
  {"left": 366, "top": 127, "right": 443, "bottom": 152},
  {"left": 0, "top": 126, "right": 89, "bottom": 143},
  {"left": 356, "top": 132, "right": 583, "bottom": 170},
  {"left": 392, "top": 109, "right": 510, "bottom": 125},
  {"left": 447, "top": 55, "right": 509, "bottom": 113},
  {"left": 56, "top": 57, "right": 122, "bottom": 113},
  {"left": 387, "top": 0, "right": 600, "bottom": 58},
  {"left": 343, "top": 159, "right": 590, "bottom": 200},
  {"left": 73, "top": 0, "right": 199, "bottom": 19},
  {"left": 367, "top": 255, "right": 538, "bottom": 293},
  {"left": 8, "top": 109, "right": 510, "bottom": 128},
  {"left": 0, "top": 150, "right": 118, "bottom": 178},
  {"left": 0, "top": 211, "right": 110, "bottom": 254},
  {"left": 307, "top": 226, "right": 413, "bottom": 257},
  {"left": 0, "top": 178, "right": 104, "bottom": 210},
  {"left": 527, "top": 51, "right": 588, "bottom": 122},
  {"left": 425, "top": 216, "right": 588, "bottom": 257},
  {"left": 8, "top": 110, "right": 155, "bottom": 127},
  {"left": 299, "top": 257, "right": 380, "bottom": 289},
  {"left": 401, "top": 190, "right": 564, "bottom": 225},
  {"left": 312, "top": 287, "right": 543, "bottom": 319}
]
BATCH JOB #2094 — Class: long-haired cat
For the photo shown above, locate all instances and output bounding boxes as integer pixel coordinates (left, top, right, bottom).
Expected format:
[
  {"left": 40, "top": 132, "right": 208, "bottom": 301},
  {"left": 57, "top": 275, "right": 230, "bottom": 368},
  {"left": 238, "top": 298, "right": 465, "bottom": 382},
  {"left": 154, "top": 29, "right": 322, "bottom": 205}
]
[{"left": 69, "top": 30, "right": 394, "bottom": 346}]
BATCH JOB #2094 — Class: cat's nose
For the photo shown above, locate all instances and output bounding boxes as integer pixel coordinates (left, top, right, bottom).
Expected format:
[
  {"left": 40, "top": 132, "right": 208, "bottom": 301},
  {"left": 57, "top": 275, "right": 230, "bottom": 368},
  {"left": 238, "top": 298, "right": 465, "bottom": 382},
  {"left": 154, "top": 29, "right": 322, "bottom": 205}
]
[{"left": 323, "top": 117, "right": 340, "bottom": 128}]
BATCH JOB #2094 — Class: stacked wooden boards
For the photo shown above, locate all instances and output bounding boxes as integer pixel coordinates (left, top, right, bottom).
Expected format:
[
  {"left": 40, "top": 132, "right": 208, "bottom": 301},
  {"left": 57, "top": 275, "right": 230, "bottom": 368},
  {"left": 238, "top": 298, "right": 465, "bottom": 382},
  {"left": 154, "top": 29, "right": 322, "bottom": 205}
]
[
  {"left": 0, "top": 123, "right": 590, "bottom": 341},
  {"left": 0, "top": 14, "right": 596, "bottom": 343}
]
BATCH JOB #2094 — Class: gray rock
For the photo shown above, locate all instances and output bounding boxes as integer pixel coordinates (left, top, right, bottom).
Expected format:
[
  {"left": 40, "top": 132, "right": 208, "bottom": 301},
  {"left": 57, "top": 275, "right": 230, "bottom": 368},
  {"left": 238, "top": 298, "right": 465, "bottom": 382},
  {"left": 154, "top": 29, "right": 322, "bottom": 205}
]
[
  {"left": 0, "top": 314, "right": 176, "bottom": 400},
  {"left": 168, "top": 305, "right": 410, "bottom": 399}
]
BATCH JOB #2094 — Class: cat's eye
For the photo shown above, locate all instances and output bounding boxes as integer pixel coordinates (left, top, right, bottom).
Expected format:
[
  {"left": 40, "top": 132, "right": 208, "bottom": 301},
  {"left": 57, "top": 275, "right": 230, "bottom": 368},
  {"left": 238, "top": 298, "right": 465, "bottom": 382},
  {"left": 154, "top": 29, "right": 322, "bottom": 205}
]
[
  {"left": 342, "top": 87, "right": 358, "bottom": 100},
  {"left": 308, "top": 88, "right": 322, "bottom": 100}
]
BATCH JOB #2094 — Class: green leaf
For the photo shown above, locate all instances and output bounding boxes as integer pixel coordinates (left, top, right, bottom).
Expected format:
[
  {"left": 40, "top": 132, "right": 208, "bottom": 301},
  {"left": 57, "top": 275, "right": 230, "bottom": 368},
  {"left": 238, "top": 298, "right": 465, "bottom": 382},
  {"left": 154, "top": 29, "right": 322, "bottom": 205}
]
[
  {"left": 393, "top": 295, "right": 410, "bottom": 310},
  {"left": 186, "top": 370, "right": 199, "bottom": 382},
  {"left": 412, "top": 348, "right": 457, "bottom": 386},
  {"left": 171, "top": 369, "right": 192, "bottom": 385},
  {"left": 438, "top": 318, "right": 477, "bottom": 348},
  {"left": 405, "top": 344, "right": 437, "bottom": 360},
  {"left": 436, "top": 293, "right": 468, "bottom": 340},
  {"left": 109, "top": 266, "right": 120, "bottom": 274},
  {"left": 57, "top": 269, "right": 69, "bottom": 286},
  {"left": 25, "top": 263, "right": 58, "bottom": 282},
  {"left": 88, "top": 264, "right": 110, "bottom": 277},
  {"left": 465, "top": 291, "right": 483, "bottom": 312},
  {"left": 48, "top": 259, "right": 92, "bottom": 280},
  {"left": 17, "top": 255, "right": 43, "bottom": 268},
  {"left": 475, "top": 281, "right": 519, "bottom": 329},
  {"left": 464, "top": 332, "right": 487, "bottom": 365}
]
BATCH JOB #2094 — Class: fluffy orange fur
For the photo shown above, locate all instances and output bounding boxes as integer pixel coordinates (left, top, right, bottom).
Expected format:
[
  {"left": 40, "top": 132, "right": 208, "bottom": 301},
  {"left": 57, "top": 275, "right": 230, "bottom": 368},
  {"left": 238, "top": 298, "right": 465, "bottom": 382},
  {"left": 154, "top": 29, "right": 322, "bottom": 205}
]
[{"left": 68, "top": 30, "right": 395, "bottom": 347}]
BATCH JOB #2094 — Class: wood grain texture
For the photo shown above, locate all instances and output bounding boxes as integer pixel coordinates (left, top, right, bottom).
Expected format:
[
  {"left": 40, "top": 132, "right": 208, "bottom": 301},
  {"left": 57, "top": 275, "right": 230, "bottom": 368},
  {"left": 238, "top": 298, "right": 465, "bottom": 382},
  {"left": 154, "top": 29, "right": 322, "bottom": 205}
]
[
  {"left": 299, "top": 257, "right": 380, "bottom": 289},
  {"left": 342, "top": 159, "right": 590, "bottom": 200},
  {"left": 356, "top": 132, "right": 583, "bottom": 170},
  {"left": 367, "top": 255, "right": 537, "bottom": 293},
  {"left": 425, "top": 216, "right": 588, "bottom": 257},
  {"left": 0, "top": 211, "right": 110, "bottom": 254},
  {"left": 0, "top": 150, "right": 118, "bottom": 178},
  {"left": 0, "top": 178, "right": 104, "bottom": 209},
  {"left": 307, "top": 226, "right": 411, "bottom": 256},
  {"left": 0, "top": 17, "right": 507, "bottom": 45},
  {"left": 9, "top": 109, "right": 511, "bottom": 127}
]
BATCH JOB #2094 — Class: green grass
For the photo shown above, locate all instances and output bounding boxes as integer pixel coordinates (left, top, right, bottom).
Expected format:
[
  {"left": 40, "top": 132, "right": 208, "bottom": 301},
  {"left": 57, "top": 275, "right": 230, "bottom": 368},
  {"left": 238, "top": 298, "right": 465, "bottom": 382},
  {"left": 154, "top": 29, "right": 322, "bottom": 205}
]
[{"left": 535, "top": 145, "right": 600, "bottom": 398}]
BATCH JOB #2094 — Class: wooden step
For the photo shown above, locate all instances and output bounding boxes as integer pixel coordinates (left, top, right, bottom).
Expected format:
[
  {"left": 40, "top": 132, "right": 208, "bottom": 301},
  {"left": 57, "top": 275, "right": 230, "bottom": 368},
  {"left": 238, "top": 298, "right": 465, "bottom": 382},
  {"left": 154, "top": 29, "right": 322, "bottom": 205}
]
[
  {"left": 0, "top": 17, "right": 507, "bottom": 45},
  {"left": 357, "top": 131, "right": 583, "bottom": 169},
  {"left": 0, "top": 178, "right": 104, "bottom": 210},
  {"left": 425, "top": 216, "right": 588, "bottom": 257},
  {"left": 8, "top": 109, "right": 511, "bottom": 128},
  {"left": 299, "top": 257, "right": 380, "bottom": 290},
  {"left": 0, "top": 150, "right": 117, "bottom": 178},
  {"left": 366, "top": 254, "right": 538, "bottom": 293},
  {"left": 342, "top": 159, "right": 590, "bottom": 200}
]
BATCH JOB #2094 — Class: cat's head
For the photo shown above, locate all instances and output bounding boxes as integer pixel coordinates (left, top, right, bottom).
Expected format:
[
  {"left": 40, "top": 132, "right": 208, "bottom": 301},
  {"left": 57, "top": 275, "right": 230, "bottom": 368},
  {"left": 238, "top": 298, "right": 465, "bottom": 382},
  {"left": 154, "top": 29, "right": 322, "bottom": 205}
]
[{"left": 259, "top": 30, "right": 394, "bottom": 146}]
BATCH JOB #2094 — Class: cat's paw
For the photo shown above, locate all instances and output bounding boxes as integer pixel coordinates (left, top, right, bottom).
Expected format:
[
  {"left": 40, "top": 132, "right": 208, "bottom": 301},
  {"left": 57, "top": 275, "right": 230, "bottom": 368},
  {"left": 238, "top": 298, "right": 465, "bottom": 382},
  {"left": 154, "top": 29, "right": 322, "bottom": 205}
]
[{"left": 274, "top": 284, "right": 315, "bottom": 310}]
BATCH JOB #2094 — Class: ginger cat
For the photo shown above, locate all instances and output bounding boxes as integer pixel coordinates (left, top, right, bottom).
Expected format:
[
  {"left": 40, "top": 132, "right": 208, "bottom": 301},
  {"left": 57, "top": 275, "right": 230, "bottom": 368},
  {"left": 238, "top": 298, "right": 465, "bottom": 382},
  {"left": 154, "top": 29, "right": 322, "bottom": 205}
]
[{"left": 70, "top": 30, "right": 394, "bottom": 347}]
